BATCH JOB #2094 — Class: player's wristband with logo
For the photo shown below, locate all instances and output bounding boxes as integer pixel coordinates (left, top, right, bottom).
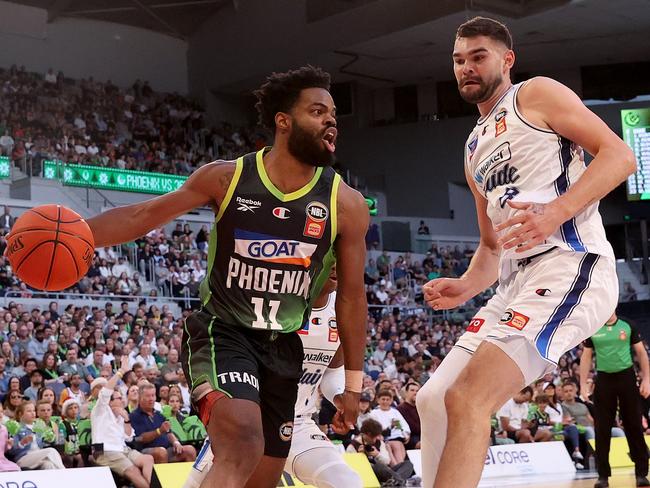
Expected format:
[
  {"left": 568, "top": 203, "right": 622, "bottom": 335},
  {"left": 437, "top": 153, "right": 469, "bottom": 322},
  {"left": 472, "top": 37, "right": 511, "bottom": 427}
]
[{"left": 344, "top": 370, "right": 363, "bottom": 393}]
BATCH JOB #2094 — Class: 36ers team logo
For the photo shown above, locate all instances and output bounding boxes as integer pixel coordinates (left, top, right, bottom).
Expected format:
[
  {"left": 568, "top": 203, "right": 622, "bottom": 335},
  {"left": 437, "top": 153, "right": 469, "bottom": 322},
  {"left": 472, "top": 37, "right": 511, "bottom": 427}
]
[
  {"left": 500, "top": 308, "right": 529, "bottom": 330},
  {"left": 303, "top": 201, "right": 329, "bottom": 239},
  {"left": 279, "top": 422, "right": 293, "bottom": 442},
  {"left": 467, "top": 318, "right": 484, "bottom": 333}
]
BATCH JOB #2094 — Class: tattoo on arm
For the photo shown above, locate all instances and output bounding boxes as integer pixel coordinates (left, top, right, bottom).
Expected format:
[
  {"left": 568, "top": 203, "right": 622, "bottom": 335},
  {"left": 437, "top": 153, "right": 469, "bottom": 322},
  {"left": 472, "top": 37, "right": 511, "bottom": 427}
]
[
  {"left": 219, "top": 172, "right": 233, "bottom": 194},
  {"left": 530, "top": 203, "right": 545, "bottom": 215}
]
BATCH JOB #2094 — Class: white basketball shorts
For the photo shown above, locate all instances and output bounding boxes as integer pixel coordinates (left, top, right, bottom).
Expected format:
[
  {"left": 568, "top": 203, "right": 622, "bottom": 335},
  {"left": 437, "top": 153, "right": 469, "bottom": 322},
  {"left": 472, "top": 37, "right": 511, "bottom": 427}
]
[{"left": 455, "top": 249, "right": 618, "bottom": 385}]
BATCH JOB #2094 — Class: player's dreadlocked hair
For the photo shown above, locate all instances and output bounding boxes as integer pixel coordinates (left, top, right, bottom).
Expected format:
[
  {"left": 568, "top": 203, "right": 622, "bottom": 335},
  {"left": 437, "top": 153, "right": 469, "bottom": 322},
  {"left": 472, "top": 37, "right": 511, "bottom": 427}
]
[{"left": 253, "top": 65, "right": 331, "bottom": 130}]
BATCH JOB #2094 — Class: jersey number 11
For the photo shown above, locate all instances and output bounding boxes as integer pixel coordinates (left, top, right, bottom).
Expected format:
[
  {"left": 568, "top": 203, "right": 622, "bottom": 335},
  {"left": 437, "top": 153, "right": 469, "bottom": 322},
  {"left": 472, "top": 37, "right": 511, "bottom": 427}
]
[{"left": 251, "top": 297, "right": 283, "bottom": 330}]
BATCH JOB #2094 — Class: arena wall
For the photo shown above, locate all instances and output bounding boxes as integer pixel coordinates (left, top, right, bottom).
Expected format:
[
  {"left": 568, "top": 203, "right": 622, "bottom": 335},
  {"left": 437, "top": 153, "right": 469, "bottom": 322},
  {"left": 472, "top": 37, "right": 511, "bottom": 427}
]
[{"left": 0, "top": 0, "right": 188, "bottom": 93}]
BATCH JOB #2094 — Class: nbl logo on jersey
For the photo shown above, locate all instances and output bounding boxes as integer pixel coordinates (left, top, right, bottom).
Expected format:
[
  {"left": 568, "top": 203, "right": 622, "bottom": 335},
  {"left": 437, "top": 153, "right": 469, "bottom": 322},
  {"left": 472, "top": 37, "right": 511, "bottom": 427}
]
[
  {"left": 234, "top": 229, "right": 317, "bottom": 268},
  {"left": 303, "top": 201, "right": 329, "bottom": 239}
]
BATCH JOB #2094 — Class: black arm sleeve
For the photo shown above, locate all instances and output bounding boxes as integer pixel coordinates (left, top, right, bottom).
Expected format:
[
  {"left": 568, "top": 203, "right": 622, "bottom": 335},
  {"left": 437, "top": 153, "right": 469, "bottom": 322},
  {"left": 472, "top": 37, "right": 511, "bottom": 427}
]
[
  {"left": 629, "top": 325, "right": 643, "bottom": 345},
  {"left": 620, "top": 317, "right": 642, "bottom": 344}
]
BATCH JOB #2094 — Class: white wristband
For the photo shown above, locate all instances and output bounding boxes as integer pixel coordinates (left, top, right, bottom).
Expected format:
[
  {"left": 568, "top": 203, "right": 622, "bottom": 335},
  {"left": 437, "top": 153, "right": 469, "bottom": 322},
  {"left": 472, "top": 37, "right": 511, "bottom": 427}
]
[{"left": 344, "top": 370, "right": 363, "bottom": 393}]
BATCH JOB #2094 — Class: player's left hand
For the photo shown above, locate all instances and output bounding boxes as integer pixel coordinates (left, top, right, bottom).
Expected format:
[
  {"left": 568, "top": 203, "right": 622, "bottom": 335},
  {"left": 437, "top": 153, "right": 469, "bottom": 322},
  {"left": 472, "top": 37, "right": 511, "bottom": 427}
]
[
  {"left": 331, "top": 394, "right": 349, "bottom": 434},
  {"left": 339, "top": 390, "right": 360, "bottom": 432},
  {"left": 494, "top": 201, "right": 567, "bottom": 253},
  {"left": 640, "top": 378, "right": 650, "bottom": 398}
]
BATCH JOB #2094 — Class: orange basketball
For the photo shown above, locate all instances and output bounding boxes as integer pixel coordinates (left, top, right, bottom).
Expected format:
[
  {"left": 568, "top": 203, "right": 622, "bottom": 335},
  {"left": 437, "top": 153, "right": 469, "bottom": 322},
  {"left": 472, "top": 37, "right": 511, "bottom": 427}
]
[{"left": 5, "top": 204, "right": 95, "bottom": 291}]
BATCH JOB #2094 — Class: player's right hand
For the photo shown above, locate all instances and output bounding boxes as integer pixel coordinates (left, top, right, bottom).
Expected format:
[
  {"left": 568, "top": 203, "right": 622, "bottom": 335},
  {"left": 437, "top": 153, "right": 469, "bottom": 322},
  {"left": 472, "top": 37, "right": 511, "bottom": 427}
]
[{"left": 423, "top": 278, "right": 473, "bottom": 310}]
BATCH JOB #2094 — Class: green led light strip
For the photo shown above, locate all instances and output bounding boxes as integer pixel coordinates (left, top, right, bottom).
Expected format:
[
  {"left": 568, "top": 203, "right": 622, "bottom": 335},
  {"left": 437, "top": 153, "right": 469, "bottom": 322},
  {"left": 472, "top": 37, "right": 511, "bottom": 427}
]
[{"left": 43, "top": 160, "right": 187, "bottom": 195}]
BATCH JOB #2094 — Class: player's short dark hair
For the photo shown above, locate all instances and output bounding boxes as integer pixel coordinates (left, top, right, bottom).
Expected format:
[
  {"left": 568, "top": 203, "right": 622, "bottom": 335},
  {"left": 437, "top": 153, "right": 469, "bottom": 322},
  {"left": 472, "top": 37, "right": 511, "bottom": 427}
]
[
  {"left": 519, "top": 386, "right": 534, "bottom": 396},
  {"left": 253, "top": 65, "right": 331, "bottom": 130},
  {"left": 456, "top": 16, "right": 513, "bottom": 50},
  {"left": 360, "top": 418, "right": 383, "bottom": 437}
]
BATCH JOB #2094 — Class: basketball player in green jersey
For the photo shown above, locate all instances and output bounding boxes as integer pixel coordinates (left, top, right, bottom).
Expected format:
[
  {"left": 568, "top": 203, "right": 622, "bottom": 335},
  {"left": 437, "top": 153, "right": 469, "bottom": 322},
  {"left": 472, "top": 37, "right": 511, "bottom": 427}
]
[{"left": 86, "top": 66, "right": 369, "bottom": 488}]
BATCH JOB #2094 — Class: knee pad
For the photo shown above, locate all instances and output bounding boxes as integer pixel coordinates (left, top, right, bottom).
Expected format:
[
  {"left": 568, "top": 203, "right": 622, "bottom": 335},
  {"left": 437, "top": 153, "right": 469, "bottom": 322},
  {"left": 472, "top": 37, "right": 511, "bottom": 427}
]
[
  {"left": 417, "top": 347, "right": 473, "bottom": 415},
  {"left": 416, "top": 371, "right": 450, "bottom": 415},
  {"left": 311, "top": 462, "right": 363, "bottom": 488}
]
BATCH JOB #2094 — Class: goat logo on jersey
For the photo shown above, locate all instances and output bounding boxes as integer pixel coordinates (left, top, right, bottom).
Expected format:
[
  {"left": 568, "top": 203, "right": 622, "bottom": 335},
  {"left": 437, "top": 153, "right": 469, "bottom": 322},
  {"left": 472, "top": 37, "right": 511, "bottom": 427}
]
[{"left": 234, "top": 229, "right": 316, "bottom": 268}]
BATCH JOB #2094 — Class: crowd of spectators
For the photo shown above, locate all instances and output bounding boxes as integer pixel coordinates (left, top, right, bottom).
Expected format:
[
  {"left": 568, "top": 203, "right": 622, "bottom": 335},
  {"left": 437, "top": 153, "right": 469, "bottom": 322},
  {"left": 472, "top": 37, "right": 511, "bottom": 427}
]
[
  {"left": 0, "top": 299, "right": 203, "bottom": 480},
  {"left": 0, "top": 64, "right": 267, "bottom": 177},
  {"left": 364, "top": 244, "right": 491, "bottom": 312},
  {"left": 0, "top": 275, "right": 645, "bottom": 485},
  {"left": 0, "top": 210, "right": 207, "bottom": 304}
]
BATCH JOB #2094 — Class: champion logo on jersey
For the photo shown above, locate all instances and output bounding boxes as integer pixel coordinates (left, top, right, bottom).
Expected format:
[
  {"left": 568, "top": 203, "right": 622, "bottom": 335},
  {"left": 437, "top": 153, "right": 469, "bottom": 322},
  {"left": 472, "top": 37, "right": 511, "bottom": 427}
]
[
  {"left": 236, "top": 196, "right": 261, "bottom": 213},
  {"left": 234, "top": 229, "right": 317, "bottom": 267},
  {"left": 536, "top": 288, "right": 551, "bottom": 296},
  {"left": 273, "top": 207, "right": 291, "bottom": 219}
]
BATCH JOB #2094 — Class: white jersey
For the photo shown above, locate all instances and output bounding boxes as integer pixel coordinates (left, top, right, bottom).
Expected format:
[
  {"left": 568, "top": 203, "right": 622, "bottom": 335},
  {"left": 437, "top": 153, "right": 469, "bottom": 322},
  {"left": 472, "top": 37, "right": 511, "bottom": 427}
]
[
  {"left": 295, "top": 291, "right": 340, "bottom": 418},
  {"left": 464, "top": 81, "right": 614, "bottom": 263}
]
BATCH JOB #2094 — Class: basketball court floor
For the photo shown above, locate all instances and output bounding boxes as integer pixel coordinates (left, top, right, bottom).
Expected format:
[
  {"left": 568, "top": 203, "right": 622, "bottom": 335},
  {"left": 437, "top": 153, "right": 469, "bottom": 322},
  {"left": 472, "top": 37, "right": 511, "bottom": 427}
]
[{"left": 476, "top": 469, "right": 637, "bottom": 488}]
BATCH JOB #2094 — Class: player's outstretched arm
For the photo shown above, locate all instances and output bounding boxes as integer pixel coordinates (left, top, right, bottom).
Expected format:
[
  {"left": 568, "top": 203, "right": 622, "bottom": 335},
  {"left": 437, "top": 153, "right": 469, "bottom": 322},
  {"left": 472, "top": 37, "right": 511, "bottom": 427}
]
[
  {"left": 87, "top": 161, "right": 234, "bottom": 247},
  {"left": 334, "top": 183, "right": 369, "bottom": 428},
  {"left": 496, "top": 77, "right": 636, "bottom": 252}
]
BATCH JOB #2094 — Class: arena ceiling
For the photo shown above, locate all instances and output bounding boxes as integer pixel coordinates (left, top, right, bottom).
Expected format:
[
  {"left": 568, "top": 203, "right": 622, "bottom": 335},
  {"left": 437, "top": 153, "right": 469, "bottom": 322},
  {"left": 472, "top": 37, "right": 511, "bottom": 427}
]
[
  {"left": 3, "top": 0, "right": 231, "bottom": 38},
  {"left": 4, "top": 0, "right": 650, "bottom": 91}
]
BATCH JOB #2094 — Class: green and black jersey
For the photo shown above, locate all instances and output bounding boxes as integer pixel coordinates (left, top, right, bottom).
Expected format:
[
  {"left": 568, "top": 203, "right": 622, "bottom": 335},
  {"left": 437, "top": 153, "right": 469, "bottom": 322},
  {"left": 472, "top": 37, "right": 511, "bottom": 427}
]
[
  {"left": 584, "top": 317, "right": 642, "bottom": 373},
  {"left": 199, "top": 147, "right": 340, "bottom": 333}
]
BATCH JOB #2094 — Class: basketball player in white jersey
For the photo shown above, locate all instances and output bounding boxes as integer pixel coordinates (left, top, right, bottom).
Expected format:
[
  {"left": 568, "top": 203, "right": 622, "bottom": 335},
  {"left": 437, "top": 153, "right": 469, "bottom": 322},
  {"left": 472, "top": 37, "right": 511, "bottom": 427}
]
[
  {"left": 415, "top": 17, "right": 636, "bottom": 488},
  {"left": 182, "top": 271, "right": 362, "bottom": 488}
]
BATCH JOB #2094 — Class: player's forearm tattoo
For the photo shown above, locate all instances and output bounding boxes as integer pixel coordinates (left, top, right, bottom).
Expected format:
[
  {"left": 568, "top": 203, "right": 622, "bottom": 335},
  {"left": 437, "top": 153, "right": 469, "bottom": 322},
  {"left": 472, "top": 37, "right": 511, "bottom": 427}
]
[{"left": 530, "top": 203, "right": 545, "bottom": 215}]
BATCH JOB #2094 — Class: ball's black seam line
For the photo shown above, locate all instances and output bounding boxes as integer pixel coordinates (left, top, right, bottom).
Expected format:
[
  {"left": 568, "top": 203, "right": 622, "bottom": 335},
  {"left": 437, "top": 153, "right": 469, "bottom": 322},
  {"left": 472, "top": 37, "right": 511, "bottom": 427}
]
[{"left": 43, "top": 206, "right": 62, "bottom": 289}]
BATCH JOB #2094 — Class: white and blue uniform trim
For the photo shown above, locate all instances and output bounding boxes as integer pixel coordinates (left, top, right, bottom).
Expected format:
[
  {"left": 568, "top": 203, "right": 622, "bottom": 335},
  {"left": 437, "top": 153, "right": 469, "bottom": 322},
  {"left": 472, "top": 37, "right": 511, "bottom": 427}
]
[{"left": 535, "top": 253, "right": 599, "bottom": 359}]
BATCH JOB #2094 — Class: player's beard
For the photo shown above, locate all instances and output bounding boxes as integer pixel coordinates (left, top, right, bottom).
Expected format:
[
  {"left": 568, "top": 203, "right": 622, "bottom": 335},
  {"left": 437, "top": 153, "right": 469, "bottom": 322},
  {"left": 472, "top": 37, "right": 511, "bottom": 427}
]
[
  {"left": 458, "top": 72, "right": 503, "bottom": 104},
  {"left": 287, "top": 121, "right": 335, "bottom": 168}
]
